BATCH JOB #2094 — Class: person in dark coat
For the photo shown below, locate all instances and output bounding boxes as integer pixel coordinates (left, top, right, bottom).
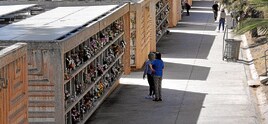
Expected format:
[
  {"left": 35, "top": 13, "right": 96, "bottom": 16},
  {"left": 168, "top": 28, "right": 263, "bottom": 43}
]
[
  {"left": 212, "top": 1, "right": 219, "bottom": 21},
  {"left": 184, "top": 0, "right": 191, "bottom": 16}
]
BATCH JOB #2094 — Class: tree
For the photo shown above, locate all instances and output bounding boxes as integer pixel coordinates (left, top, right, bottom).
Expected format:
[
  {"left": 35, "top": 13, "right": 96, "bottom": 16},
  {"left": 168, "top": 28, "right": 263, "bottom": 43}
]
[
  {"left": 236, "top": 18, "right": 268, "bottom": 36},
  {"left": 235, "top": 0, "right": 268, "bottom": 37}
]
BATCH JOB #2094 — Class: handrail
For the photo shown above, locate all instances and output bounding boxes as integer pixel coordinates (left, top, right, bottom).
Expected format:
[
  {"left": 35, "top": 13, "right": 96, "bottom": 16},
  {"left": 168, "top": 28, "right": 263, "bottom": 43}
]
[
  {"left": 265, "top": 49, "right": 268, "bottom": 76},
  {"left": 222, "top": 25, "right": 228, "bottom": 60}
]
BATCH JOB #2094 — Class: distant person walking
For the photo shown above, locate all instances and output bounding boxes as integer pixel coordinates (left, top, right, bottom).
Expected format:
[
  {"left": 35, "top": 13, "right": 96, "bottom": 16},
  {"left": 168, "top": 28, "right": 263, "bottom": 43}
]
[
  {"left": 143, "top": 52, "right": 155, "bottom": 99},
  {"left": 212, "top": 1, "right": 219, "bottom": 21},
  {"left": 184, "top": 0, "right": 191, "bottom": 16},
  {"left": 218, "top": 9, "right": 226, "bottom": 31},
  {"left": 150, "top": 52, "right": 164, "bottom": 102}
]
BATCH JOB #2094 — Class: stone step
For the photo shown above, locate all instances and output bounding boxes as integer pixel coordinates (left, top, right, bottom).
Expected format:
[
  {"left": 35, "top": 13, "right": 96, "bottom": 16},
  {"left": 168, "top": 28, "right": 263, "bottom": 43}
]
[
  {"left": 260, "top": 76, "right": 268, "bottom": 84},
  {"left": 28, "top": 91, "right": 54, "bottom": 97},
  {"left": 29, "top": 111, "right": 55, "bottom": 124},
  {"left": 28, "top": 73, "right": 48, "bottom": 80},
  {"left": 28, "top": 67, "right": 40, "bottom": 74},
  {"left": 28, "top": 79, "right": 52, "bottom": 86},
  {"left": 29, "top": 121, "right": 55, "bottom": 124},
  {"left": 29, "top": 96, "right": 55, "bottom": 102},
  {"left": 247, "top": 80, "right": 260, "bottom": 87},
  {"left": 29, "top": 101, "right": 55, "bottom": 107},
  {"left": 29, "top": 117, "right": 55, "bottom": 124},
  {"left": 28, "top": 106, "right": 55, "bottom": 113},
  {"left": 28, "top": 85, "right": 54, "bottom": 92}
]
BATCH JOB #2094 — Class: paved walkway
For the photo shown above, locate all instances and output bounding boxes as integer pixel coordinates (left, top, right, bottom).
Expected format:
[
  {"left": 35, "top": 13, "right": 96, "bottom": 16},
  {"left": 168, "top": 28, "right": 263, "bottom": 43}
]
[{"left": 87, "top": 1, "right": 260, "bottom": 124}]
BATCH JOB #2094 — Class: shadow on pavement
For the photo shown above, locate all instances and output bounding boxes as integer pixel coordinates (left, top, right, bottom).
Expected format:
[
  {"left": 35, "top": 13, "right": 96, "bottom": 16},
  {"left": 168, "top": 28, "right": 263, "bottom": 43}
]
[
  {"left": 192, "top": 1, "right": 214, "bottom": 8},
  {"left": 112, "top": 61, "right": 210, "bottom": 81},
  {"left": 87, "top": 84, "right": 206, "bottom": 124},
  {"left": 164, "top": 62, "right": 210, "bottom": 80},
  {"left": 181, "top": 12, "right": 214, "bottom": 23},
  {"left": 190, "top": 7, "right": 213, "bottom": 11},
  {"left": 158, "top": 32, "right": 216, "bottom": 60}
]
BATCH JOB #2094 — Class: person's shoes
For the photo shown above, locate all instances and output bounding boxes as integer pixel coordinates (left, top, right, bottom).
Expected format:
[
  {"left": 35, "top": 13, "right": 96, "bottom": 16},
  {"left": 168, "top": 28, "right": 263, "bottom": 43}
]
[
  {"left": 158, "top": 98, "right": 162, "bottom": 101},
  {"left": 145, "top": 95, "right": 153, "bottom": 99},
  {"left": 153, "top": 98, "right": 159, "bottom": 102}
]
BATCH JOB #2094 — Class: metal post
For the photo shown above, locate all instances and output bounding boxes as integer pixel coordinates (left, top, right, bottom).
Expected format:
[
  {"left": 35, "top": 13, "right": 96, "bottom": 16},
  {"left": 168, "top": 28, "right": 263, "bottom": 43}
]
[
  {"left": 265, "top": 49, "right": 268, "bottom": 75},
  {"left": 223, "top": 25, "right": 228, "bottom": 60}
]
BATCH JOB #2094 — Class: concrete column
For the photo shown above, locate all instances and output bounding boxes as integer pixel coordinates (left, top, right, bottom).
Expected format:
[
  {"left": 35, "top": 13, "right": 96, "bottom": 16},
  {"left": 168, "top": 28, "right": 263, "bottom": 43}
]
[
  {"left": 123, "top": 11, "right": 131, "bottom": 75},
  {"left": 150, "top": 0, "right": 157, "bottom": 52},
  {"left": 178, "top": 0, "right": 182, "bottom": 21},
  {"left": 168, "top": 0, "right": 180, "bottom": 27}
]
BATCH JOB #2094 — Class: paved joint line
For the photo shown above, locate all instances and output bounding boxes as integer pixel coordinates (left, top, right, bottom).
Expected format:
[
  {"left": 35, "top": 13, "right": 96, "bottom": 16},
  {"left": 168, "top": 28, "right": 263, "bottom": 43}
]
[{"left": 174, "top": 12, "right": 212, "bottom": 124}]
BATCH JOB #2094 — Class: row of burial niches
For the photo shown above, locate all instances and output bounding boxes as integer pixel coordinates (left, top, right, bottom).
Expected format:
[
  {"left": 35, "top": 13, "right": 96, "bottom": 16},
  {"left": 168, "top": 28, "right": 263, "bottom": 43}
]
[
  {"left": 130, "top": 12, "right": 136, "bottom": 66},
  {"left": 64, "top": 17, "right": 126, "bottom": 123},
  {"left": 156, "top": 0, "right": 170, "bottom": 42}
]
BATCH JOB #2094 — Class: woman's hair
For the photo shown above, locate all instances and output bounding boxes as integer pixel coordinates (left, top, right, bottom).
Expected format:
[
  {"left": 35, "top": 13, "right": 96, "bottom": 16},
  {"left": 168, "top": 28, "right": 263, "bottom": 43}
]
[
  {"left": 148, "top": 52, "right": 155, "bottom": 61},
  {"left": 155, "top": 52, "right": 162, "bottom": 60},
  {"left": 221, "top": 9, "right": 225, "bottom": 12}
]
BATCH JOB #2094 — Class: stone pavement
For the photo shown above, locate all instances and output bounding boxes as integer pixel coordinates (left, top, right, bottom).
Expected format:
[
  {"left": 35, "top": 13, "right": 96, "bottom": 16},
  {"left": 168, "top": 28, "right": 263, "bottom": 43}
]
[{"left": 87, "top": 1, "right": 260, "bottom": 124}]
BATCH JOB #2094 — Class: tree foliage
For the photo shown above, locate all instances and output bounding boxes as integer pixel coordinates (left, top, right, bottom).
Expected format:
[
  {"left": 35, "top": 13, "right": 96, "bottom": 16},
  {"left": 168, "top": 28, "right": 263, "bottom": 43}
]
[{"left": 223, "top": 0, "right": 268, "bottom": 36}]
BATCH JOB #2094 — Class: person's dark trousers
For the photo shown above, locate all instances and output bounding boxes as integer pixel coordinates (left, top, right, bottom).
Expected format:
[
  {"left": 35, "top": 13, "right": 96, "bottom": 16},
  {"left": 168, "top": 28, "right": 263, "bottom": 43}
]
[
  {"left": 147, "top": 74, "right": 155, "bottom": 96},
  {"left": 185, "top": 3, "right": 190, "bottom": 16},
  {"left": 219, "top": 18, "right": 225, "bottom": 31},
  {"left": 213, "top": 11, "right": 218, "bottom": 21}
]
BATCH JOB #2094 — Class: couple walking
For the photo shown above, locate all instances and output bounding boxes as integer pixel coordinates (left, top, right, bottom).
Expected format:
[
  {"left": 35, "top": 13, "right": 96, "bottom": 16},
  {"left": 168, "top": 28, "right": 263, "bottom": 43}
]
[{"left": 143, "top": 52, "right": 164, "bottom": 102}]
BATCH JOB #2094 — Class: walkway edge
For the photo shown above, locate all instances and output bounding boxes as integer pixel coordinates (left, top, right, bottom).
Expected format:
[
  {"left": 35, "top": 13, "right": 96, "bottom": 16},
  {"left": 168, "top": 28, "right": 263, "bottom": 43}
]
[
  {"left": 241, "top": 34, "right": 268, "bottom": 124},
  {"left": 256, "top": 87, "right": 268, "bottom": 124}
]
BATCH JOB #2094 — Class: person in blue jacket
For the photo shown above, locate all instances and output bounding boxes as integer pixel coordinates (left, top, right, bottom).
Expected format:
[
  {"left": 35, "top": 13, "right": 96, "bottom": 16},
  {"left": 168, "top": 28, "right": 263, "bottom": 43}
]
[
  {"left": 143, "top": 52, "right": 156, "bottom": 99},
  {"left": 150, "top": 52, "right": 164, "bottom": 101}
]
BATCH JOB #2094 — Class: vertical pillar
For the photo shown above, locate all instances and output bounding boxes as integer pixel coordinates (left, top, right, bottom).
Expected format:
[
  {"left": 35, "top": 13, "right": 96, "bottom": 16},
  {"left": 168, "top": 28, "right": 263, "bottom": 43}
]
[
  {"left": 135, "top": 4, "right": 143, "bottom": 69},
  {"left": 143, "top": 3, "right": 150, "bottom": 65},
  {"left": 22, "top": 54, "right": 28, "bottom": 124},
  {"left": 188, "top": 0, "right": 192, "bottom": 5},
  {"left": 166, "top": 0, "right": 182, "bottom": 26},
  {"left": 150, "top": 0, "right": 157, "bottom": 52},
  {"left": 49, "top": 48, "right": 64, "bottom": 124},
  {"left": 177, "top": 0, "right": 182, "bottom": 21},
  {"left": 123, "top": 11, "right": 131, "bottom": 75},
  {"left": 168, "top": 0, "right": 180, "bottom": 27}
]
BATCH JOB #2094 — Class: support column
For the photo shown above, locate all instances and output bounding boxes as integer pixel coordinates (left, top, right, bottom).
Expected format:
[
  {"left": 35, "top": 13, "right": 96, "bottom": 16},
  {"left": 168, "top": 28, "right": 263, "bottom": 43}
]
[
  {"left": 178, "top": 0, "right": 182, "bottom": 21},
  {"left": 150, "top": 0, "right": 157, "bottom": 52},
  {"left": 188, "top": 0, "right": 192, "bottom": 5},
  {"left": 123, "top": 11, "right": 131, "bottom": 75},
  {"left": 168, "top": 0, "right": 180, "bottom": 27}
]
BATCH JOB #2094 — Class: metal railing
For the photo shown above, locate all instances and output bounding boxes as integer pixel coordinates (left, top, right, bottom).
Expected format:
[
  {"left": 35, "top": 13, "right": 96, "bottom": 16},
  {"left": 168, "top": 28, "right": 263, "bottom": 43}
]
[
  {"left": 264, "top": 49, "right": 268, "bottom": 76},
  {"left": 222, "top": 25, "right": 228, "bottom": 60}
]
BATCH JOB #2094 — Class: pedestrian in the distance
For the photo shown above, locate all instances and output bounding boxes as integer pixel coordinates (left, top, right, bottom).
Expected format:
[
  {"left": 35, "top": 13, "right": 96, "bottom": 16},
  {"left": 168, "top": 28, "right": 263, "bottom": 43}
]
[
  {"left": 212, "top": 1, "right": 219, "bottom": 21},
  {"left": 150, "top": 52, "right": 164, "bottom": 102},
  {"left": 143, "top": 52, "right": 155, "bottom": 99},
  {"left": 184, "top": 0, "right": 191, "bottom": 16},
  {"left": 218, "top": 9, "right": 226, "bottom": 32}
]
